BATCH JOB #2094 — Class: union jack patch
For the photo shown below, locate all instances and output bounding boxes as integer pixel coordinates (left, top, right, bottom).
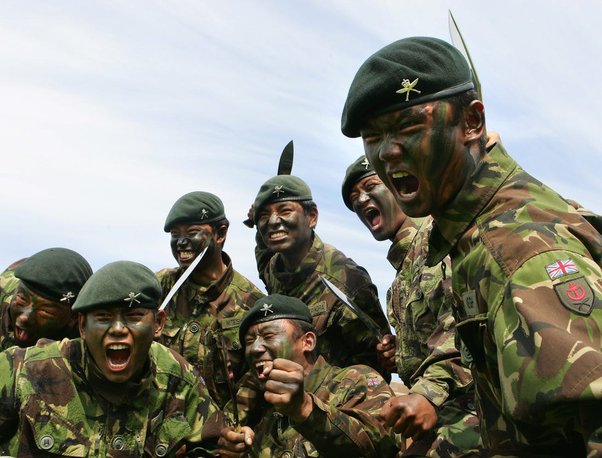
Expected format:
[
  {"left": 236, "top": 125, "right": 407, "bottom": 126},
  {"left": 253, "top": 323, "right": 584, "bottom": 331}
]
[
  {"left": 545, "top": 259, "right": 579, "bottom": 280},
  {"left": 367, "top": 376, "right": 379, "bottom": 387}
]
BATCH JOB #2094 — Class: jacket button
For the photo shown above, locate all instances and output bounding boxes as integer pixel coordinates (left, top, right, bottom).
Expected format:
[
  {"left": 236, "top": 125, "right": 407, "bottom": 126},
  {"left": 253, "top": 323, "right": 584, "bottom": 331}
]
[
  {"left": 281, "top": 452, "right": 292, "bottom": 458},
  {"left": 111, "top": 435, "right": 125, "bottom": 450},
  {"left": 39, "top": 434, "right": 54, "bottom": 450},
  {"left": 189, "top": 322, "right": 201, "bottom": 333},
  {"left": 156, "top": 443, "right": 168, "bottom": 456}
]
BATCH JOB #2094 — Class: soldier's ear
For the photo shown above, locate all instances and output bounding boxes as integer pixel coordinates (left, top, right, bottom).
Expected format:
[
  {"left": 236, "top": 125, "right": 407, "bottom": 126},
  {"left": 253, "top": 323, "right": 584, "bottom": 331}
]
[
  {"left": 215, "top": 223, "right": 228, "bottom": 246},
  {"left": 463, "top": 100, "right": 485, "bottom": 144},
  {"left": 154, "top": 310, "right": 166, "bottom": 338},
  {"left": 77, "top": 313, "right": 86, "bottom": 338},
  {"left": 307, "top": 206, "right": 318, "bottom": 230},
  {"left": 302, "top": 331, "right": 317, "bottom": 353}
]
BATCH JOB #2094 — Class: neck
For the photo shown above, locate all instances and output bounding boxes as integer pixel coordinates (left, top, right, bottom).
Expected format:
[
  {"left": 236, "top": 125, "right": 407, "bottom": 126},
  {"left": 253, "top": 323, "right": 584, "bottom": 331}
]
[
  {"left": 281, "top": 234, "right": 313, "bottom": 270},
  {"left": 190, "top": 250, "right": 227, "bottom": 286}
]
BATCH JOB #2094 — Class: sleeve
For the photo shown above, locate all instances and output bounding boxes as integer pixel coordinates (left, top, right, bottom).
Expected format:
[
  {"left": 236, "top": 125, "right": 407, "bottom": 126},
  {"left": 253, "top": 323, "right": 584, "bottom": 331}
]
[
  {"left": 493, "top": 250, "right": 602, "bottom": 445},
  {"left": 0, "top": 347, "right": 21, "bottom": 445},
  {"left": 291, "top": 367, "right": 399, "bottom": 458},
  {"left": 408, "top": 261, "right": 473, "bottom": 407},
  {"left": 254, "top": 230, "right": 274, "bottom": 288}
]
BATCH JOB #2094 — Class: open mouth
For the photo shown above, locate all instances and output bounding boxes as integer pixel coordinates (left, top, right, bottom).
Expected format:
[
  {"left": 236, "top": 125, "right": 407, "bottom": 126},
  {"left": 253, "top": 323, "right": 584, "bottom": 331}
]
[
  {"left": 391, "top": 171, "right": 419, "bottom": 200},
  {"left": 106, "top": 344, "right": 131, "bottom": 371},
  {"left": 254, "top": 360, "right": 273, "bottom": 380},
  {"left": 14, "top": 325, "right": 30, "bottom": 343},
  {"left": 178, "top": 251, "right": 195, "bottom": 262},
  {"left": 362, "top": 207, "right": 382, "bottom": 230},
  {"left": 268, "top": 231, "right": 287, "bottom": 242}
]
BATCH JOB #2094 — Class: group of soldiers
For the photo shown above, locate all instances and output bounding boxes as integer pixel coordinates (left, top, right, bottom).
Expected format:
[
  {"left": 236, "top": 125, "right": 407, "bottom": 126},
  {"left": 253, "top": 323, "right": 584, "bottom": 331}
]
[{"left": 0, "top": 35, "right": 601, "bottom": 458}]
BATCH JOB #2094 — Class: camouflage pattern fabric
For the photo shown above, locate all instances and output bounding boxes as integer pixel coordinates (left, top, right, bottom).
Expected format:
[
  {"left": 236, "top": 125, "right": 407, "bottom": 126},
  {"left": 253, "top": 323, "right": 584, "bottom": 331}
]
[
  {"left": 256, "top": 233, "right": 390, "bottom": 375},
  {"left": 0, "top": 259, "right": 26, "bottom": 351},
  {"left": 387, "top": 218, "right": 481, "bottom": 456},
  {"left": 427, "top": 142, "right": 602, "bottom": 456},
  {"left": 156, "top": 252, "right": 264, "bottom": 408},
  {"left": 0, "top": 338, "right": 222, "bottom": 457},
  {"left": 239, "top": 355, "right": 399, "bottom": 458}
]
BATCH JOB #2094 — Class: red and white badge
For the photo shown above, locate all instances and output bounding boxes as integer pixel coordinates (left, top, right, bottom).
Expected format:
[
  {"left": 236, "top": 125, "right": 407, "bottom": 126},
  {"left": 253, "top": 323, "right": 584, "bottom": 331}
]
[{"left": 367, "top": 376, "right": 379, "bottom": 387}]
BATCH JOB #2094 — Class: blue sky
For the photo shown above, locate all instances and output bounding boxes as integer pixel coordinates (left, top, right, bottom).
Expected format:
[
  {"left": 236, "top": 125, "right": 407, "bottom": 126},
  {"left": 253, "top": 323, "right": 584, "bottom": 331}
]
[{"left": 1, "top": 0, "right": 601, "bottom": 308}]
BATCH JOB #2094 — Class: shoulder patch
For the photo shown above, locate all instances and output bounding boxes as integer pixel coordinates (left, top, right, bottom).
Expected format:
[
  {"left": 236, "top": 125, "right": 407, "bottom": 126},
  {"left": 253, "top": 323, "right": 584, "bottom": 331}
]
[
  {"left": 367, "top": 376, "right": 380, "bottom": 387},
  {"left": 309, "top": 301, "right": 328, "bottom": 316},
  {"left": 546, "top": 258, "right": 579, "bottom": 280},
  {"left": 554, "top": 276, "right": 595, "bottom": 316}
]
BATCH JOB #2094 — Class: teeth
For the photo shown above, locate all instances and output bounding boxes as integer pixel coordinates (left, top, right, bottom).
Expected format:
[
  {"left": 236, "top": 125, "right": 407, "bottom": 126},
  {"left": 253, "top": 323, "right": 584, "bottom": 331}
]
[
  {"left": 256, "top": 362, "right": 265, "bottom": 369},
  {"left": 269, "top": 231, "right": 286, "bottom": 240},
  {"left": 392, "top": 171, "right": 409, "bottom": 179},
  {"left": 107, "top": 344, "right": 129, "bottom": 350}
]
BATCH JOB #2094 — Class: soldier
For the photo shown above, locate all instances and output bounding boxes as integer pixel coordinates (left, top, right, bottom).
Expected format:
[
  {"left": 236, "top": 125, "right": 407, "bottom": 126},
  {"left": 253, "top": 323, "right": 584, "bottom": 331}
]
[
  {"left": 0, "top": 247, "right": 93, "bottom": 350},
  {"left": 342, "top": 155, "right": 480, "bottom": 456},
  {"left": 217, "top": 294, "right": 398, "bottom": 458},
  {"left": 0, "top": 260, "right": 221, "bottom": 457},
  {"left": 249, "top": 173, "right": 390, "bottom": 375},
  {"left": 157, "top": 191, "right": 264, "bottom": 408},
  {"left": 342, "top": 36, "right": 602, "bottom": 455}
]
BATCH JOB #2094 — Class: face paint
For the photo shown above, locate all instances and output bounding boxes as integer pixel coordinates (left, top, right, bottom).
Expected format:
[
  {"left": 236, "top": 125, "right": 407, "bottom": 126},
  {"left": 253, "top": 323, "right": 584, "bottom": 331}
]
[
  {"left": 349, "top": 174, "right": 407, "bottom": 241},
  {"left": 80, "top": 307, "right": 160, "bottom": 384},
  {"left": 9, "top": 283, "right": 74, "bottom": 347},
  {"left": 244, "top": 320, "right": 302, "bottom": 386},
  {"left": 255, "top": 201, "right": 315, "bottom": 256},
  {"left": 361, "top": 101, "right": 472, "bottom": 218},
  {"left": 169, "top": 223, "right": 214, "bottom": 268}
]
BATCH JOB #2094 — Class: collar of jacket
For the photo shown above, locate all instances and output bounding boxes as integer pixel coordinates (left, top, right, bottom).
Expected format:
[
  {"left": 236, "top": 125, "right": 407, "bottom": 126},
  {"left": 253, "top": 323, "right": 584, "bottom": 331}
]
[
  {"left": 427, "top": 142, "right": 516, "bottom": 266},
  {"left": 271, "top": 233, "right": 323, "bottom": 286},
  {"left": 387, "top": 218, "right": 423, "bottom": 271},
  {"left": 183, "top": 251, "right": 235, "bottom": 304}
]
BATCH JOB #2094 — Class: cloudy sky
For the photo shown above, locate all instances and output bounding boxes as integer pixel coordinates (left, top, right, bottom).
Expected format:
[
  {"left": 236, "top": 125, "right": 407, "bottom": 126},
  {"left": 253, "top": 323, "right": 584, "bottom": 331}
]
[{"left": 2, "top": 0, "right": 601, "bottom": 309}]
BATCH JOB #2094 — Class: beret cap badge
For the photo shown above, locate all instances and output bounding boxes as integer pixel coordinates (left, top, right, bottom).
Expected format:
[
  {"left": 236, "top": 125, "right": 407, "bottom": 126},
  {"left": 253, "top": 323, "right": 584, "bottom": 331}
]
[
  {"left": 124, "top": 291, "right": 141, "bottom": 307},
  {"left": 61, "top": 291, "right": 75, "bottom": 303},
  {"left": 200, "top": 209, "right": 209, "bottom": 220},
  {"left": 361, "top": 157, "right": 370, "bottom": 169},
  {"left": 260, "top": 303, "right": 274, "bottom": 316},
  {"left": 272, "top": 185, "right": 285, "bottom": 197},
  {"left": 396, "top": 78, "right": 421, "bottom": 101}
]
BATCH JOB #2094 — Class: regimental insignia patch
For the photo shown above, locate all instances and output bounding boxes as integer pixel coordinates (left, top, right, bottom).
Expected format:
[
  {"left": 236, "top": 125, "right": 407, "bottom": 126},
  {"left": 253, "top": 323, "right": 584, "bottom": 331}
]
[
  {"left": 545, "top": 258, "right": 579, "bottom": 280},
  {"left": 309, "top": 301, "right": 328, "bottom": 316},
  {"left": 367, "top": 376, "right": 379, "bottom": 387},
  {"left": 461, "top": 290, "right": 479, "bottom": 316},
  {"left": 554, "top": 276, "right": 595, "bottom": 316}
]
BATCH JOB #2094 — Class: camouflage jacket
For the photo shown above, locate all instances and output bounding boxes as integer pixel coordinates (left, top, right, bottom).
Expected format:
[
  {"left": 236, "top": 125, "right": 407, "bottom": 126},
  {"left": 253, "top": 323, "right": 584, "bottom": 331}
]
[
  {"left": 0, "top": 338, "right": 222, "bottom": 457},
  {"left": 256, "top": 233, "right": 390, "bottom": 375},
  {"left": 427, "top": 142, "right": 602, "bottom": 456},
  {"left": 0, "top": 259, "right": 25, "bottom": 351},
  {"left": 242, "top": 356, "right": 398, "bottom": 458},
  {"left": 387, "top": 219, "right": 480, "bottom": 456},
  {"left": 156, "top": 252, "right": 263, "bottom": 408}
]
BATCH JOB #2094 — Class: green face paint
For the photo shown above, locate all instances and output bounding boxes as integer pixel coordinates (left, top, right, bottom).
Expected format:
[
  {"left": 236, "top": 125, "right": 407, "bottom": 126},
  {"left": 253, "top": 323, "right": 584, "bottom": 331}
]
[
  {"left": 9, "top": 283, "right": 74, "bottom": 347},
  {"left": 361, "top": 101, "right": 473, "bottom": 218},
  {"left": 350, "top": 174, "right": 407, "bottom": 241},
  {"left": 244, "top": 319, "right": 302, "bottom": 386},
  {"left": 81, "top": 306, "right": 158, "bottom": 384}
]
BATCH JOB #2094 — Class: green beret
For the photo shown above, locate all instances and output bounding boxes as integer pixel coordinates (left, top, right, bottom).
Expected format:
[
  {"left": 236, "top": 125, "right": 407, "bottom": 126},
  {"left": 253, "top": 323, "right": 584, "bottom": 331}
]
[
  {"left": 341, "top": 155, "right": 376, "bottom": 211},
  {"left": 341, "top": 36, "right": 474, "bottom": 138},
  {"left": 253, "top": 175, "right": 312, "bottom": 223},
  {"left": 14, "top": 247, "right": 92, "bottom": 305},
  {"left": 239, "top": 294, "right": 313, "bottom": 344},
  {"left": 72, "top": 261, "right": 161, "bottom": 313},
  {"left": 164, "top": 191, "right": 226, "bottom": 231}
]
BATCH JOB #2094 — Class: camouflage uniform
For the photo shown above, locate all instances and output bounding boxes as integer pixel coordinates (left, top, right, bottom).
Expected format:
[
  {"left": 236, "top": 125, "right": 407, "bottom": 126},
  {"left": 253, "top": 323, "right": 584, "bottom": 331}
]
[
  {"left": 0, "top": 259, "right": 24, "bottom": 350},
  {"left": 256, "top": 233, "right": 390, "bottom": 374},
  {"left": 156, "top": 252, "right": 263, "bottom": 408},
  {"left": 388, "top": 218, "right": 480, "bottom": 456},
  {"left": 427, "top": 142, "right": 602, "bottom": 455},
  {"left": 0, "top": 338, "right": 221, "bottom": 457},
  {"left": 238, "top": 355, "right": 398, "bottom": 458}
]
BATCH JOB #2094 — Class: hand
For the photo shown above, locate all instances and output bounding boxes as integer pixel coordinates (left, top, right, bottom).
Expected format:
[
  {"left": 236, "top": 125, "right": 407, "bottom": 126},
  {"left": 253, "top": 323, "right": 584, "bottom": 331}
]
[
  {"left": 264, "top": 358, "right": 313, "bottom": 422},
  {"left": 376, "top": 334, "right": 397, "bottom": 372},
  {"left": 217, "top": 426, "right": 254, "bottom": 458},
  {"left": 377, "top": 393, "right": 438, "bottom": 439}
]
